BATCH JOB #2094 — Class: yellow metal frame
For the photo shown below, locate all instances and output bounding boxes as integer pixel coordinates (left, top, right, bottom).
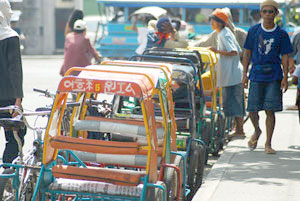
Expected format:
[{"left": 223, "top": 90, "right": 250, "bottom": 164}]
[{"left": 187, "top": 46, "right": 220, "bottom": 112}]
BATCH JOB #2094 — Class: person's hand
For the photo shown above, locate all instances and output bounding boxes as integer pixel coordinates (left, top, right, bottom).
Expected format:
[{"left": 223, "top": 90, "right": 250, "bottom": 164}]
[
  {"left": 281, "top": 78, "right": 288, "bottom": 93},
  {"left": 289, "top": 64, "right": 296, "bottom": 74},
  {"left": 13, "top": 98, "right": 22, "bottom": 118},
  {"left": 242, "top": 74, "right": 249, "bottom": 89},
  {"left": 208, "top": 47, "right": 218, "bottom": 53},
  {"left": 161, "top": 22, "right": 175, "bottom": 34},
  {"left": 132, "top": 15, "right": 137, "bottom": 22}
]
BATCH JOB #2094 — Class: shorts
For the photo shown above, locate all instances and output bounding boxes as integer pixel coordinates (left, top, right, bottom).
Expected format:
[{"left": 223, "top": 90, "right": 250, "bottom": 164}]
[
  {"left": 222, "top": 83, "right": 245, "bottom": 117},
  {"left": 247, "top": 81, "right": 282, "bottom": 112}
]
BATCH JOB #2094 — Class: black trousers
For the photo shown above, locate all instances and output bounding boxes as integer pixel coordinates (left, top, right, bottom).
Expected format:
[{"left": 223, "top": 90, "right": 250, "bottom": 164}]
[{"left": 0, "top": 100, "right": 26, "bottom": 164}]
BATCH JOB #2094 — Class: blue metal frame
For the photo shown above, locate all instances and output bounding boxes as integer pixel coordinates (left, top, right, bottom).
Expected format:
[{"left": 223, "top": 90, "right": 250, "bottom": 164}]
[{"left": 31, "top": 154, "right": 167, "bottom": 201}]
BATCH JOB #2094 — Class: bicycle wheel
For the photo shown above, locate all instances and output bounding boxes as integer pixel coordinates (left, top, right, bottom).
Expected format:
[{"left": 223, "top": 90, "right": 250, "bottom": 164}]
[
  {"left": 187, "top": 143, "right": 205, "bottom": 200},
  {"left": 202, "top": 119, "right": 211, "bottom": 164},
  {"left": 0, "top": 169, "right": 17, "bottom": 201},
  {"left": 164, "top": 165, "right": 178, "bottom": 201},
  {"left": 164, "top": 155, "right": 185, "bottom": 201},
  {"left": 19, "top": 168, "right": 41, "bottom": 201}
]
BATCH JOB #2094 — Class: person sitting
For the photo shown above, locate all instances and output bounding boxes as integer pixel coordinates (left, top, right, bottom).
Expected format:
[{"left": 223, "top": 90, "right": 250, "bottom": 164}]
[
  {"left": 146, "top": 17, "right": 188, "bottom": 49},
  {"left": 132, "top": 15, "right": 156, "bottom": 55}
]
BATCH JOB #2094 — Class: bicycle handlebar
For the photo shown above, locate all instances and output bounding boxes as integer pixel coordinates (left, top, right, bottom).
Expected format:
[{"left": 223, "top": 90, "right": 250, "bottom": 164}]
[
  {"left": 0, "top": 105, "right": 50, "bottom": 131},
  {"left": 33, "top": 88, "right": 56, "bottom": 98},
  {"left": 86, "top": 99, "right": 112, "bottom": 107}
]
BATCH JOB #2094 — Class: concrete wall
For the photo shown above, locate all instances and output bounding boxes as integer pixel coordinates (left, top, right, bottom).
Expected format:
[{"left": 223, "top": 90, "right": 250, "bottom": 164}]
[
  {"left": 17, "top": 0, "right": 83, "bottom": 55},
  {"left": 21, "top": 0, "right": 44, "bottom": 54}
]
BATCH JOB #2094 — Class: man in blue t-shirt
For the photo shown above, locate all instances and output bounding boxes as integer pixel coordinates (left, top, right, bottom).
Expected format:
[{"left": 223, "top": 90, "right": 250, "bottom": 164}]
[{"left": 242, "top": 0, "right": 293, "bottom": 154}]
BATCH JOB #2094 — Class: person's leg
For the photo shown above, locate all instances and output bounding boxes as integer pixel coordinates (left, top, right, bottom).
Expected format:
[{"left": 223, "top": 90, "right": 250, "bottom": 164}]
[
  {"left": 249, "top": 111, "right": 262, "bottom": 139},
  {"left": 0, "top": 99, "right": 26, "bottom": 164},
  {"left": 247, "top": 81, "right": 264, "bottom": 149},
  {"left": 235, "top": 116, "right": 244, "bottom": 135},
  {"left": 264, "top": 81, "right": 280, "bottom": 153},
  {"left": 263, "top": 81, "right": 282, "bottom": 154},
  {"left": 3, "top": 130, "right": 19, "bottom": 164},
  {"left": 265, "top": 110, "right": 276, "bottom": 153},
  {"left": 225, "top": 84, "right": 245, "bottom": 139}
]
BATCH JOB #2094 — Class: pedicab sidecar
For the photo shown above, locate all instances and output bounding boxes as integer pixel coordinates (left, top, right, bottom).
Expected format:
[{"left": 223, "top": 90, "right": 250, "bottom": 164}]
[{"left": 33, "top": 65, "right": 184, "bottom": 201}]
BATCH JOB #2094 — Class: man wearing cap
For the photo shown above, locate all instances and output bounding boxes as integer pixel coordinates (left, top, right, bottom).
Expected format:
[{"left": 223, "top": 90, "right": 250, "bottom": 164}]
[
  {"left": 60, "top": 19, "right": 102, "bottom": 76},
  {"left": 208, "top": 8, "right": 245, "bottom": 138},
  {"left": 242, "top": 0, "right": 293, "bottom": 154},
  {"left": 146, "top": 17, "right": 188, "bottom": 49}
]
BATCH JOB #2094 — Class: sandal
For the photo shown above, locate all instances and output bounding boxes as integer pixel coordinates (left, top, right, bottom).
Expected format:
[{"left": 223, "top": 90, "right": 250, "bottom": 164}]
[
  {"left": 248, "top": 139, "right": 258, "bottom": 150},
  {"left": 265, "top": 147, "right": 276, "bottom": 154},
  {"left": 228, "top": 132, "right": 246, "bottom": 140}
]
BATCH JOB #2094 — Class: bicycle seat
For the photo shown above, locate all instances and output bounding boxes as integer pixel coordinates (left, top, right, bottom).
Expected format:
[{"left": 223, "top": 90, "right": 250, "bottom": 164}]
[{"left": 0, "top": 115, "right": 25, "bottom": 130}]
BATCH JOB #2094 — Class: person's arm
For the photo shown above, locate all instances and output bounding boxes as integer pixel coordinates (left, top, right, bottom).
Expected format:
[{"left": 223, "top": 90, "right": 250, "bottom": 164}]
[
  {"left": 242, "top": 49, "right": 252, "bottom": 89},
  {"left": 281, "top": 54, "right": 289, "bottom": 92},
  {"left": 86, "top": 37, "right": 101, "bottom": 62},
  {"left": 209, "top": 47, "right": 238, "bottom": 56},
  {"left": 7, "top": 37, "right": 24, "bottom": 116},
  {"left": 164, "top": 32, "right": 188, "bottom": 48},
  {"left": 132, "top": 16, "right": 138, "bottom": 32},
  {"left": 194, "top": 31, "right": 216, "bottom": 47}
]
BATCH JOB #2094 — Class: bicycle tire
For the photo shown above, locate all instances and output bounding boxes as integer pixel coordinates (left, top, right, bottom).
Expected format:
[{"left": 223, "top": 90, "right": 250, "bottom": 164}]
[{"left": 187, "top": 143, "right": 205, "bottom": 200}]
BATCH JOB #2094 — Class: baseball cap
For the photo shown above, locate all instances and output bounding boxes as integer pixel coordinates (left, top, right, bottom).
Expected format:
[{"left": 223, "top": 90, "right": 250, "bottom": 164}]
[
  {"left": 156, "top": 17, "right": 171, "bottom": 32},
  {"left": 210, "top": 8, "right": 228, "bottom": 25},
  {"left": 260, "top": 0, "right": 279, "bottom": 10},
  {"left": 73, "top": 19, "right": 86, "bottom": 31}
]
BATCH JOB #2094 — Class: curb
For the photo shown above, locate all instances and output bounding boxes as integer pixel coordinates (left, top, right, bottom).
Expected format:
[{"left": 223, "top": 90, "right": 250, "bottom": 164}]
[{"left": 192, "top": 138, "right": 245, "bottom": 201}]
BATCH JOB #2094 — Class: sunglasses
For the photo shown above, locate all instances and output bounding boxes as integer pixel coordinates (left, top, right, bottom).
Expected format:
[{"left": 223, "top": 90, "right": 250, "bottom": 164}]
[{"left": 262, "top": 9, "right": 276, "bottom": 14}]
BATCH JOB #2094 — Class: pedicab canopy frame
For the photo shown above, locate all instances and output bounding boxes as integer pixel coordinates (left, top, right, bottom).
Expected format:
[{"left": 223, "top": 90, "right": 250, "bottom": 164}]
[{"left": 43, "top": 65, "right": 167, "bottom": 185}]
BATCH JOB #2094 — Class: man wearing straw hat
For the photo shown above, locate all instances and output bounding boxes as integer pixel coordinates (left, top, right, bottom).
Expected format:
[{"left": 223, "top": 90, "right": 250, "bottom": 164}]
[{"left": 242, "top": 0, "right": 293, "bottom": 154}]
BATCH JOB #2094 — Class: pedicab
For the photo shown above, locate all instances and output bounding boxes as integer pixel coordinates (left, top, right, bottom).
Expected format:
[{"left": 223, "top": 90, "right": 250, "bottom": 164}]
[
  {"left": 187, "top": 46, "right": 226, "bottom": 157},
  {"left": 97, "top": 61, "right": 188, "bottom": 200},
  {"left": 103, "top": 54, "right": 206, "bottom": 198},
  {"left": 32, "top": 64, "right": 185, "bottom": 201}
]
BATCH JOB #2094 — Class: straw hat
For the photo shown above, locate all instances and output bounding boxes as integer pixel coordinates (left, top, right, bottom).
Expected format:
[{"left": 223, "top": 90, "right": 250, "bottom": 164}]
[{"left": 260, "top": 0, "right": 279, "bottom": 10}]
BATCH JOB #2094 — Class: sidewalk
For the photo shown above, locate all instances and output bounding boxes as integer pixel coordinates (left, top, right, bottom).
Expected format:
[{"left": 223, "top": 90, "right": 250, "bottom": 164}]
[{"left": 193, "top": 89, "right": 300, "bottom": 201}]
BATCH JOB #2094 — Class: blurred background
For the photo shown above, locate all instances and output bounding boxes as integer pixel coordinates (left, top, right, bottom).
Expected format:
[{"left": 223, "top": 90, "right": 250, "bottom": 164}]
[
  {"left": 9, "top": 0, "right": 300, "bottom": 56},
  {"left": 9, "top": 0, "right": 99, "bottom": 55}
]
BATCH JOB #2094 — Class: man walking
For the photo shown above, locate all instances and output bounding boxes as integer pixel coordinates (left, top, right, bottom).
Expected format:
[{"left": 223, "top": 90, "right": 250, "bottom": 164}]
[{"left": 242, "top": 0, "right": 293, "bottom": 154}]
